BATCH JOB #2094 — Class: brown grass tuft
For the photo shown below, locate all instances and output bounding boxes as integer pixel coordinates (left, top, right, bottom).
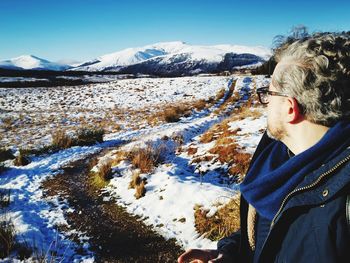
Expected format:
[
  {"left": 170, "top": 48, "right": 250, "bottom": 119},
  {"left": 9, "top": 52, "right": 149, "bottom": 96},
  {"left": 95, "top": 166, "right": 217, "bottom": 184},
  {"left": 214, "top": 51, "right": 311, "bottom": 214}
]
[
  {"left": 135, "top": 180, "right": 146, "bottom": 199},
  {"left": 75, "top": 127, "right": 105, "bottom": 145},
  {"left": 215, "top": 88, "right": 226, "bottom": 101},
  {"left": 129, "top": 170, "right": 142, "bottom": 189},
  {"left": 14, "top": 150, "right": 30, "bottom": 166},
  {"left": 127, "top": 143, "right": 167, "bottom": 173},
  {"left": 129, "top": 170, "right": 147, "bottom": 199},
  {"left": 200, "top": 131, "right": 215, "bottom": 143},
  {"left": 194, "top": 197, "right": 240, "bottom": 241},
  {"left": 98, "top": 161, "right": 114, "bottom": 181},
  {"left": 187, "top": 147, "right": 198, "bottom": 155},
  {"left": 228, "top": 152, "right": 252, "bottom": 182},
  {"left": 193, "top": 99, "right": 207, "bottom": 111},
  {"left": 52, "top": 130, "right": 73, "bottom": 149}
]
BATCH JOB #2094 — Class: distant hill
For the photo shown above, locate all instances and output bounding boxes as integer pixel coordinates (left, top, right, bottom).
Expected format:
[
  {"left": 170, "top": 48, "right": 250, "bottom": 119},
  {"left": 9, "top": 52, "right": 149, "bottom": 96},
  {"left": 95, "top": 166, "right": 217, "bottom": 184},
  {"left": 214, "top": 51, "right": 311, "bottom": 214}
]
[
  {"left": 1, "top": 42, "right": 272, "bottom": 76},
  {"left": 0, "top": 55, "right": 71, "bottom": 71}
]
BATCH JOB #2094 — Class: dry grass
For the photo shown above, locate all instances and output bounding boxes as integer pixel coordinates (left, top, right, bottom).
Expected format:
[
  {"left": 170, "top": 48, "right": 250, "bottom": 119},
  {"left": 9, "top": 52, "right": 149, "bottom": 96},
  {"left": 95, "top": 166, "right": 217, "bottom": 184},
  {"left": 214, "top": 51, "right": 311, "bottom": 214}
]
[
  {"left": 13, "top": 150, "right": 30, "bottom": 166},
  {"left": 90, "top": 160, "right": 114, "bottom": 189},
  {"left": 228, "top": 152, "right": 252, "bottom": 183},
  {"left": 231, "top": 107, "right": 263, "bottom": 121},
  {"left": 215, "top": 88, "right": 226, "bottom": 101},
  {"left": 171, "top": 132, "right": 184, "bottom": 145},
  {"left": 97, "top": 161, "right": 114, "bottom": 181},
  {"left": 0, "top": 220, "right": 16, "bottom": 258},
  {"left": 193, "top": 99, "right": 207, "bottom": 111},
  {"left": 129, "top": 170, "right": 142, "bottom": 189},
  {"left": 194, "top": 196, "right": 240, "bottom": 241},
  {"left": 159, "top": 104, "right": 193, "bottom": 123},
  {"left": 209, "top": 143, "right": 239, "bottom": 164},
  {"left": 187, "top": 147, "right": 198, "bottom": 155},
  {"left": 52, "top": 130, "right": 73, "bottom": 149},
  {"left": 135, "top": 180, "right": 146, "bottom": 199},
  {"left": 191, "top": 155, "right": 215, "bottom": 164},
  {"left": 199, "top": 131, "right": 215, "bottom": 143},
  {"left": 128, "top": 170, "right": 147, "bottom": 199},
  {"left": 75, "top": 127, "right": 105, "bottom": 146},
  {"left": 127, "top": 143, "right": 166, "bottom": 173}
]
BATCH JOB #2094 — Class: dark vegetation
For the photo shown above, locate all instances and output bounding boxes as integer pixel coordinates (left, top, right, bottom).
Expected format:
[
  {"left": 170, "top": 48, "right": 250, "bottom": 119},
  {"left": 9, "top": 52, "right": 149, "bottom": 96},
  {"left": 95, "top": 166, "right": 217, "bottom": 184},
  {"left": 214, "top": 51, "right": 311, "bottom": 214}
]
[
  {"left": 0, "top": 68, "right": 135, "bottom": 88},
  {"left": 252, "top": 25, "right": 350, "bottom": 76}
]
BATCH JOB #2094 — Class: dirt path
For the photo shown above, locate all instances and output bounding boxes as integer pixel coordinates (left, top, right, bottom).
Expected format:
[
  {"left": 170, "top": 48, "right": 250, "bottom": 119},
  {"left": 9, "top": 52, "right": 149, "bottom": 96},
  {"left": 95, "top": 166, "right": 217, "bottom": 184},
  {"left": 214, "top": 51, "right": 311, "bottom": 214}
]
[{"left": 41, "top": 150, "right": 183, "bottom": 262}]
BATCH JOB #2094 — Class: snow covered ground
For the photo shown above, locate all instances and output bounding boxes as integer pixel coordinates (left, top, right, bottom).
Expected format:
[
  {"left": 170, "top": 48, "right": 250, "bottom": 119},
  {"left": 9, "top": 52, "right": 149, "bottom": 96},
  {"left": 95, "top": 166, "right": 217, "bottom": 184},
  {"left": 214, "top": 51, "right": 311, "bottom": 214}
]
[
  {"left": 0, "top": 74, "right": 269, "bottom": 261},
  {"left": 0, "top": 76, "right": 230, "bottom": 149}
]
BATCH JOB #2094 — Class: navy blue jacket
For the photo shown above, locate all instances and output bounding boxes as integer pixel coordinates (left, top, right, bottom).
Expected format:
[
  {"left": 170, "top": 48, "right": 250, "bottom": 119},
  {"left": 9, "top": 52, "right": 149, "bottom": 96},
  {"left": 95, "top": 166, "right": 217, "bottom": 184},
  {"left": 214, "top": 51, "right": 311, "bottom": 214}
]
[{"left": 218, "top": 132, "right": 350, "bottom": 262}]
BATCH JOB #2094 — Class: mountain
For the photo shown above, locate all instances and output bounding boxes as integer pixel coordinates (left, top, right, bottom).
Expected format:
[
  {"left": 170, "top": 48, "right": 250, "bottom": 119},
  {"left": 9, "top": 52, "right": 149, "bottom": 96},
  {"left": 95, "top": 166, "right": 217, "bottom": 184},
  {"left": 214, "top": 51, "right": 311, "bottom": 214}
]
[
  {"left": 72, "top": 41, "right": 271, "bottom": 75},
  {"left": 0, "top": 55, "right": 70, "bottom": 71},
  {"left": 72, "top": 41, "right": 188, "bottom": 71},
  {"left": 1, "top": 42, "right": 272, "bottom": 75}
]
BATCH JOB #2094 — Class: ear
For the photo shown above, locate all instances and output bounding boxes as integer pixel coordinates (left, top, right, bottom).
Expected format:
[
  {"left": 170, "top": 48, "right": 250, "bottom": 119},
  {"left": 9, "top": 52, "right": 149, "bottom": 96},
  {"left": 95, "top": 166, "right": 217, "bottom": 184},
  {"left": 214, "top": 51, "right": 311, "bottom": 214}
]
[{"left": 285, "top": 98, "right": 304, "bottom": 124}]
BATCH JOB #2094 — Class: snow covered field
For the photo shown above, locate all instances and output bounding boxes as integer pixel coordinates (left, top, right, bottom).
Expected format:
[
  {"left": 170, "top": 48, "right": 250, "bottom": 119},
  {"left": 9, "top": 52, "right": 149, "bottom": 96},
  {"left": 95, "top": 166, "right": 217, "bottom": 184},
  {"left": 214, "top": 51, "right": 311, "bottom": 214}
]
[
  {"left": 0, "top": 75, "right": 269, "bottom": 262},
  {"left": 0, "top": 76, "right": 230, "bottom": 149}
]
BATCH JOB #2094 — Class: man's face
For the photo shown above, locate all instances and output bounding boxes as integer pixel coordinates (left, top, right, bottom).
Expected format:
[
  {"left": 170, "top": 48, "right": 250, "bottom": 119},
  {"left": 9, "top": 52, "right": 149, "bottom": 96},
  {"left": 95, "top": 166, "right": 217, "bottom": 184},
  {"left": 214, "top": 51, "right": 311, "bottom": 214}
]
[{"left": 266, "top": 63, "right": 288, "bottom": 141}]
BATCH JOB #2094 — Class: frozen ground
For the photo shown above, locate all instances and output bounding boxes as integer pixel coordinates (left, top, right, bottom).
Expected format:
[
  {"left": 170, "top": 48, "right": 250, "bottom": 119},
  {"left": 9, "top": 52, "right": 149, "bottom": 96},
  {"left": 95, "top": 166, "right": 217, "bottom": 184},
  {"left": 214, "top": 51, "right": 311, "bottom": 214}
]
[
  {"left": 0, "top": 76, "right": 230, "bottom": 149},
  {"left": 0, "top": 74, "right": 269, "bottom": 261}
]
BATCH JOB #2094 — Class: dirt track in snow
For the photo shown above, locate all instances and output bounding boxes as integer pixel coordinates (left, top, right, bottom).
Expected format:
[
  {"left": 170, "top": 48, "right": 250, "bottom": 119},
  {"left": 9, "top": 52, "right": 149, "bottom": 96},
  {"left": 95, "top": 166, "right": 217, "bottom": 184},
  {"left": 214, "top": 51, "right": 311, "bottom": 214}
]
[{"left": 42, "top": 150, "right": 183, "bottom": 262}]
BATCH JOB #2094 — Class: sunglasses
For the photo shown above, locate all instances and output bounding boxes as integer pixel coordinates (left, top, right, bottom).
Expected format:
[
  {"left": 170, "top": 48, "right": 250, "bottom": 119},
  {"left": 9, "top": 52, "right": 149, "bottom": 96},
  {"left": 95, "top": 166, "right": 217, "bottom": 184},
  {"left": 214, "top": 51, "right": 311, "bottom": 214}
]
[{"left": 256, "top": 87, "right": 290, "bottom": 104}]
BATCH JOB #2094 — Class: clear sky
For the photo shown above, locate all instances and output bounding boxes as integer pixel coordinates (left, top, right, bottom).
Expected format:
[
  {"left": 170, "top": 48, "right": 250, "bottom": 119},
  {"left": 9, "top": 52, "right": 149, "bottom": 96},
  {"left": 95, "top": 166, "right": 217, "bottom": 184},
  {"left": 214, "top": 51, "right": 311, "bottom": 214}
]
[{"left": 1, "top": 0, "right": 349, "bottom": 63}]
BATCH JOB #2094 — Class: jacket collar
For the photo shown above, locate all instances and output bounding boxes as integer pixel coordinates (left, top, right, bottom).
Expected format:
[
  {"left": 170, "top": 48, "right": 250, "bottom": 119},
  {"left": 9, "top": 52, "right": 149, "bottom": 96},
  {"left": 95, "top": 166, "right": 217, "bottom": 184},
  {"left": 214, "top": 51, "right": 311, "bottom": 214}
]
[{"left": 277, "top": 146, "right": 350, "bottom": 217}]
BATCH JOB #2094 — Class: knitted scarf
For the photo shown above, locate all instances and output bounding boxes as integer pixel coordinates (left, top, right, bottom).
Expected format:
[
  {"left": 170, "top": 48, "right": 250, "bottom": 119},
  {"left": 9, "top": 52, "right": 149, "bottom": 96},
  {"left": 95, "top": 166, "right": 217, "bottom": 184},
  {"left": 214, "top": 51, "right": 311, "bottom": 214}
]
[{"left": 240, "top": 120, "right": 350, "bottom": 220}]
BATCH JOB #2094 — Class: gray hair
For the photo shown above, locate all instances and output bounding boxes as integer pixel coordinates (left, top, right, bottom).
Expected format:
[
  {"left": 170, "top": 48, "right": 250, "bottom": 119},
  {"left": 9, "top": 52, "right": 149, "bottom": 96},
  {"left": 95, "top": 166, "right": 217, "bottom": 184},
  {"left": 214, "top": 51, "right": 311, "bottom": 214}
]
[{"left": 273, "top": 32, "right": 350, "bottom": 126}]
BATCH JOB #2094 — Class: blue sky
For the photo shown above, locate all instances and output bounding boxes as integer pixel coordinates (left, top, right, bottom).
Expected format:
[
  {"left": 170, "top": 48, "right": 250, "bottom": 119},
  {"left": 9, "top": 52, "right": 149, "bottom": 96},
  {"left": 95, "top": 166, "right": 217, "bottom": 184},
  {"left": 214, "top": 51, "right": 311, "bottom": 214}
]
[{"left": 1, "top": 0, "right": 349, "bottom": 63}]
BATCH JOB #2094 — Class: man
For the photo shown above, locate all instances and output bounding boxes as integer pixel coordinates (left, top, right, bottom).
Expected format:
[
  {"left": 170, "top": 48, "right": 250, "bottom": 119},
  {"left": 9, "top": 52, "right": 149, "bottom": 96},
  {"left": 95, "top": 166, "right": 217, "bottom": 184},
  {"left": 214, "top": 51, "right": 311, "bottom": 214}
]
[{"left": 178, "top": 32, "right": 350, "bottom": 262}]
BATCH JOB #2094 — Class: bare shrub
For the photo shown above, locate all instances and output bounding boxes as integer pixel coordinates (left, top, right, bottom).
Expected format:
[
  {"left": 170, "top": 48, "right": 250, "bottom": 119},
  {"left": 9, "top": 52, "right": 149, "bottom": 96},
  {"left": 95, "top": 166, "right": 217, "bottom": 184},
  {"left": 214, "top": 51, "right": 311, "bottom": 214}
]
[
  {"left": 52, "top": 130, "right": 73, "bottom": 149},
  {"left": 193, "top": 99, "right": 207, "bottom": 111},
  {"left": 14, "top": 150, "right": 30, "bottom": 166},
  {"left": 135, "top": 180, "right": 146, "bottom": 199},
  {"left": 129, "top": 170, "right": 140, "bottom": 189},
  {"left": 98, "top": 161, "right": 113, "bottom": 181},
  {"left": 75, "top": 127, "right": 105, "bottom": 146},
  {"left": 194, "top": 197, "right": 240, "bottom": 241},
  {"left": 0, "top": 220, "right": 16, "bottom": 258},
  {"left": 128, "top": 170, "right": 147, "bottom": 199},
  {"left": 129, "top": 143, "right": 166, "bottom": 173},
  {"left": 90, "top": 160, "right": 114, "bottom": 189},
  {"left": 162, "top": 107, "right": 182, "bottom": 123}
]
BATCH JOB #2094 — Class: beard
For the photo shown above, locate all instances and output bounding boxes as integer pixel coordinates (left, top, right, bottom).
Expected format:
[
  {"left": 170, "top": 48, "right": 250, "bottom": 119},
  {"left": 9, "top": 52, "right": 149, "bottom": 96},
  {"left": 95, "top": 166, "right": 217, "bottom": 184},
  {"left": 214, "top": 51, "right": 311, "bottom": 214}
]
[{"left": 266, "top": 118, "right": 287, "bottom": 141}]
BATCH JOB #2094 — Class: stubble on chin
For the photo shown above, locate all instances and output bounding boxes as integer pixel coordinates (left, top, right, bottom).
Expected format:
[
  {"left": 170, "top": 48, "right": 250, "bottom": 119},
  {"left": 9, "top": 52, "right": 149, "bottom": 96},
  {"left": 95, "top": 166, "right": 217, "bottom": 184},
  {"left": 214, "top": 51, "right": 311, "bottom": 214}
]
[{"left": 267, "top": 123, "right": 286, "bottom": 141}]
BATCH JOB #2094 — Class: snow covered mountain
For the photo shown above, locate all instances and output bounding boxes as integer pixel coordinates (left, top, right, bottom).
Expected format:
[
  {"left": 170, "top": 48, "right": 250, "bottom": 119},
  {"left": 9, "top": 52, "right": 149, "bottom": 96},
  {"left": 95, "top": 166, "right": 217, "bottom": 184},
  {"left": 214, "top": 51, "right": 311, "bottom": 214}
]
[
  {"left": 72, "top": 41, "right": 271, "bottom": 75},
  {"left": 0, "top": 42, "right": 271, "bottom": 75},
  {"left": 0, "top": 55, "right": 70, "bottom": 71}
]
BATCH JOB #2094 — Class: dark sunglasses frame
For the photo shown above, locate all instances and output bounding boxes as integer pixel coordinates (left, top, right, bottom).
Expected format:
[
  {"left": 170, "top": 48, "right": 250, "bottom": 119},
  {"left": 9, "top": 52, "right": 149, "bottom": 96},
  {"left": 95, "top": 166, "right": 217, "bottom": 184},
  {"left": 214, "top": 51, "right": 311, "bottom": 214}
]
[{"left": 256, "top": 87, "right": 290, "bottom": 104}]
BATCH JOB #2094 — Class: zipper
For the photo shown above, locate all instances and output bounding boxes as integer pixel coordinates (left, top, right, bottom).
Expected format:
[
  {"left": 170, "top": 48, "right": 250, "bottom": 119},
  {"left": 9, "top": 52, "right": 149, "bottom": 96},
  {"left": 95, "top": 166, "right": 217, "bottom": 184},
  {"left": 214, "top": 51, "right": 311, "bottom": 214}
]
[
  {"left": 256, "top": 152, "right": 350, "bottom": 262},
  {"left": 271, "top": 153, "right": 350, "bottom": 228}
]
